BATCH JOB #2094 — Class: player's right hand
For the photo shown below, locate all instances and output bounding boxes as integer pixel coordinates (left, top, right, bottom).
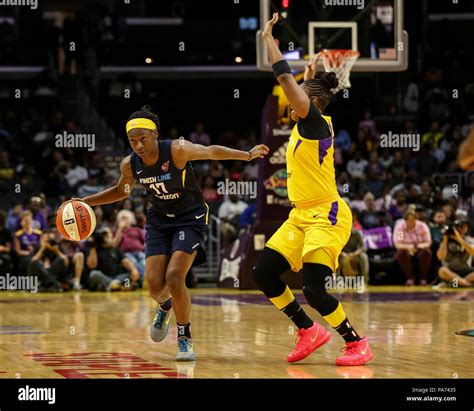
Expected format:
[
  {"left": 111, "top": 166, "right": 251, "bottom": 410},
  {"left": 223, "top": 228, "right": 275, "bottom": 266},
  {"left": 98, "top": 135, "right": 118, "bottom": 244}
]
[{"left": 249, "top": 144, "right": 270, "bottom": 160}]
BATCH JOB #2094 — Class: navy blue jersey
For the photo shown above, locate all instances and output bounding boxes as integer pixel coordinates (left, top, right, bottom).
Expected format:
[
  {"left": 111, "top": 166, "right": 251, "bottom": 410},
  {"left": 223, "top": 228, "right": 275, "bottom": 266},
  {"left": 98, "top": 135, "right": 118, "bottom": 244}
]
[{"left": 130, "top": 139, "right": 204, "bottom": 215}]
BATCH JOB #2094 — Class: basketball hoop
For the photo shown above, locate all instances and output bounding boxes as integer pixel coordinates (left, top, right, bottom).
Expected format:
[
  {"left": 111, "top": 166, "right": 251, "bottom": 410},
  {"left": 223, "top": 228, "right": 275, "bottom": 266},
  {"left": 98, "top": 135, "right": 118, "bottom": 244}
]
[{"left": 319, "top": 49, "right": 359, "bottom": 93}]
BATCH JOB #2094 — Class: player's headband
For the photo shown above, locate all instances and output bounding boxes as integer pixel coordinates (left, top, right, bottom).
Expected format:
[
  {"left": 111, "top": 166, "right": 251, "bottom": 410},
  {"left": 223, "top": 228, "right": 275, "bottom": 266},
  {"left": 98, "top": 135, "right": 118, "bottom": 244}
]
[{"left": 126, "top": 118, "right": 157, "bottom": 133}]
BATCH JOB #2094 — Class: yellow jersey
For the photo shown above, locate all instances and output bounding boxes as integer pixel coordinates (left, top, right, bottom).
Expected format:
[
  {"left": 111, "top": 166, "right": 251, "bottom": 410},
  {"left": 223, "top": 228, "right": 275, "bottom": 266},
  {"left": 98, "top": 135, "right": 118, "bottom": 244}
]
[{"left": 286, "top": 108, "right": 338, "bottom": 205}]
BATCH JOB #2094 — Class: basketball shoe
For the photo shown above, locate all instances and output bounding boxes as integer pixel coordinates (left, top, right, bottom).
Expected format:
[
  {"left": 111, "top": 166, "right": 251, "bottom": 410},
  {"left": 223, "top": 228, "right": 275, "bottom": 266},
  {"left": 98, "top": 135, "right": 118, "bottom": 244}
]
[
  {"left": 287, "top": 322, "right": 331, "bottom": 363},
  {"left": 336, "top": 337, "right": 373, "bottom": 366},
  {"left": 150, "top": 307, "right": 172, "bottom": 342},
  {"left": 176, "top": 336, "right": 196, "bottom": 361}
]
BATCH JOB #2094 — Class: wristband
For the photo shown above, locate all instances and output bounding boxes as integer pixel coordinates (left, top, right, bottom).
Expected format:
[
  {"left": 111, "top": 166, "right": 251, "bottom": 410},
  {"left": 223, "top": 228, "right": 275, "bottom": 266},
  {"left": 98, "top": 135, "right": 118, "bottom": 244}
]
[
  {"left": 248, "top": 151, "right": 252, "bottom": 161},
  {"left": 272, "top": 60, "right": 291, "bottom": 78}
]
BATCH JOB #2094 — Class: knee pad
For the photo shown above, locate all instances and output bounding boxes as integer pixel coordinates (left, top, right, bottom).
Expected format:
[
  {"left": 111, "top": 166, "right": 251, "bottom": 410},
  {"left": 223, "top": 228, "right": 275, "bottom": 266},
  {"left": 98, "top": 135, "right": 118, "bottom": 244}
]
[
  {"left": 252, "top": 247, "right": 290, "bottom": 297},
  {"left": 302, "top": 263, "right": 338, "bottom": 315}
]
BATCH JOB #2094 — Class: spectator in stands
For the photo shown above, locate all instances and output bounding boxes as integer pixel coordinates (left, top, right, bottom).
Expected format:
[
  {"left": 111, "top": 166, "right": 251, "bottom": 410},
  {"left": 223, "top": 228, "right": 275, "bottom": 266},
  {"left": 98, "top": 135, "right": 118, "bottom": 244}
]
[
  {"left": 113, "top": 209, "right": 146, "bottom": 283},
  {"left": 437, "top": 217, "right": 474, "bottom": 287},
  {"left": 27, "top": 196, "right": 48, "bottom": 231},
  {"left": 239, "top": 202, "right": 256, "bottom": 231},
  {"left": 414, "top": 143, "right": 439, "bottom": 179},
  {"left": 218, "top": 194, "right": 248, "bottom": 248},
  {"left": 347, "top": 151, "right": 368, "bottom": 180},
  {"left": 360, "top": 192, "right": 384, "bottom": 229},
  {"left": 243, "top": 160, "right": 258, "bottom": 181},
  {"left": 363, "top": 168, "right": 384, "bottom": 198},
  {"left": 442, "top": 203, "right": 456, "bottom": 223},
  {"left": 425, "top": 89, "right": 450, "bottom": 124},
  {"left": 358, "top": 110, "right": 378, "bottom": 139},
  {"left": 55, "top": 232, "right": 85, "bottom": 291},
  {"left": 403, "top": 82, "right": 419, "bottom": 113},
  {"left": 93, "top": 206, "right": 109, "bottom": 230},
  {"left": 388, "top": 190, "right": 409, "bottom": 223},
  {"left": 334, "top": 128, "right": 352, "bottom": 153},
  {"left": 418, "top": 179, "right": 435, "bottom": 211},
  {"left": 202, "top": 175, "right": 221, "bottom": 204},
  {"left": 77, "top": 171, "right": 105, "bottom": 198},
  {"left": 393, "top": 209, "right": 432, "bottom": 285},
  {"left": 86, "top": 227, "right": 139, "bottom": 291},
  {"left": 339, "top": 226, "right": 369, "bottom": 284},
  {"left": 421, "top": 121, "right": 444, "bottom": 148},
  {"left": 6, "top": 202, "right": 24, "bottom": 233},
  {"left": 0, "top": 150, "right": 15, "bottom": 183},
  {"left": 229, "top": 161, "right": 244, "bottom": 181},
  {"left": 14, "top": 211, "right": 42, "bottom": 275},
  {"left": 189, "top": 122, "right": 211, "bottom": 146},
  {"left": 415, "top": 204, "right": 430, "bottom": 224},
  {"left": 387, "top": 150, "right": 406, "bottom": 186},
  {"left": 430, "top": 209, "right": 447, "bottom": 270},
  {"left": 65, "top": 156, "right": 88, "bottom": 189},
  {"left": 389, "top": 175, "right": 421, "bottom": 201},
  {"left": 337, "top": 171, "right": 351, "bottom": 198},
  {"left": 0, "top": 210, "right": 12, "bottom": 277},
  {"left": 379, "top": 149, "right": 393, "bottom": 170},
  {"left": 208, "top": 160, "right": 227, "bottom": 185},
  {"left": 28, "top": 231, "right": 69, "bottom": 291}
]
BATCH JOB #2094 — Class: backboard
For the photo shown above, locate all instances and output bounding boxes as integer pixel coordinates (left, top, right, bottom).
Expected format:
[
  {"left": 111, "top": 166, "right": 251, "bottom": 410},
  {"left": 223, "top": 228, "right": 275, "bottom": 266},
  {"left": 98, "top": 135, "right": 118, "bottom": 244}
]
[{"left": 256, "top": 0, "right": 408, "bottom": 72}]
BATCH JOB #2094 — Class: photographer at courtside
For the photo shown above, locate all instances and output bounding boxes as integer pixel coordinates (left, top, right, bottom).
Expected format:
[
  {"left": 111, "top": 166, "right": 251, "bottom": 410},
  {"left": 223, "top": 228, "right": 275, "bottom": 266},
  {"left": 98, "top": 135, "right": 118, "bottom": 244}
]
[
  {"left": 437, "top": 217, "right": 474, "bottom": 287},
  {"left": 86, "top": 227, "right": 139, "bottom": 291},
  {"left": 28, "top": 231, "right": 70, "bottom": 292}
]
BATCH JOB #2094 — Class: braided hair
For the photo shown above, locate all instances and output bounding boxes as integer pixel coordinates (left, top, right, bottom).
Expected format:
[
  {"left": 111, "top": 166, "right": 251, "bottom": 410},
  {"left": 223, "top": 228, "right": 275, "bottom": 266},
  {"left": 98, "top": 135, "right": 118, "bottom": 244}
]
[
  {"left": 128, "top": 105, "right": 160, "bottom": 130},
  {"left": 303, "top": 71, "right": 339, "bottom": 110}
]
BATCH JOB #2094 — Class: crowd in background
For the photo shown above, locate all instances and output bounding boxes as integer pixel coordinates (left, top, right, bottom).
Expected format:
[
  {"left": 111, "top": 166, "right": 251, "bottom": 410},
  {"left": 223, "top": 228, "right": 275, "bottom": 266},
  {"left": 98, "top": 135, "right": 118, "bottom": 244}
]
[{"left": 1, "top": 58, "right": 474, "bottom": 291}]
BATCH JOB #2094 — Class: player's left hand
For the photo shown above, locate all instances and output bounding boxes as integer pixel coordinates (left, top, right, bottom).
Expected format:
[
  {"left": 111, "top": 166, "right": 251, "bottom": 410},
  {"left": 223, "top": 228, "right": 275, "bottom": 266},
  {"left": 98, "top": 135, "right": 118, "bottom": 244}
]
[
  {"left": 304, "top": 53, "right": 321, "bottom": 81},
  {"left": 262, "top": 12, "right": 279, "bottom": 38},
  {"left": 249, "top": 144, "right": 270, "bottom": 160}
]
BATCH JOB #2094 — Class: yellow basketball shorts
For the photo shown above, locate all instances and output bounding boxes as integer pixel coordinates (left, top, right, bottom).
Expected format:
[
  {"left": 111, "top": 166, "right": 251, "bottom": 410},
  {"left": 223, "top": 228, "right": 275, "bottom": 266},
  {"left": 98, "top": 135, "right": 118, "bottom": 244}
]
[{"left": 266, "top": 197, "right": 352, "bottom": 273}]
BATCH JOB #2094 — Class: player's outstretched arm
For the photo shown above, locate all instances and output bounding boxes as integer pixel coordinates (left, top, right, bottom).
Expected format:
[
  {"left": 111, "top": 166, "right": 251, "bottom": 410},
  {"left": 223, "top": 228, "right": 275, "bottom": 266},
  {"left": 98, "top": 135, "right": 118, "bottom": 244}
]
[
  {"left": 172, "top": 139, "right": 269, "bottom": 166},
  {"left": 261, "top": 12, "right": 311, "bottom": 119},
  {"left": 75, "top": 156, "right": 136, "bottom": 206}
]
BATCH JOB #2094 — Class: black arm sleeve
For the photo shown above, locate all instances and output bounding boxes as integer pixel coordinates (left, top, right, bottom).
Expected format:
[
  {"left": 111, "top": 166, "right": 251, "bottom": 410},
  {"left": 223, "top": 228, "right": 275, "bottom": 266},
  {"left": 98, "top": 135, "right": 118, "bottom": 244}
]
[{"left": 296, "top": 103, "right": 331, "bottom": 140}]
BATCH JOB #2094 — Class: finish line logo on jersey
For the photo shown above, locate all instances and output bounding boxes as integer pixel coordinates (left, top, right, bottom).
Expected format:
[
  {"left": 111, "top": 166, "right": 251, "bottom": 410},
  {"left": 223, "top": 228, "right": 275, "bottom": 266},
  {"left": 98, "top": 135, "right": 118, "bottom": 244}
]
[{"left": 138, "top": 173, "right": 171, "bottom": 185}]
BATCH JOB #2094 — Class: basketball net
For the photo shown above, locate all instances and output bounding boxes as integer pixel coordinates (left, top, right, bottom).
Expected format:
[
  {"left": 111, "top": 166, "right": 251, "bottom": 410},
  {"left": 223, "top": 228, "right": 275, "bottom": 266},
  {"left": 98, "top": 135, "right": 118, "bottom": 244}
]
[{"left": 319, "top": 49, "right": 359, "bottom": 93}]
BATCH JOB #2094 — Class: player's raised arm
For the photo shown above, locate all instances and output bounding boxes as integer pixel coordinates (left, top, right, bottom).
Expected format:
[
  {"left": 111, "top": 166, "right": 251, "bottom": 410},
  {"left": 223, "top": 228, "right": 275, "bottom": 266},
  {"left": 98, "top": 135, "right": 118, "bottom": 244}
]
[
  {"left": 261, "top": 12, "right": 311, "bottom": 119},
  {"left": 172, "top": 139, "right": 269, "bottom": 166},
  {"left": 76, "top": 156, "right": 136, "bottom": 207},
  {"left": 458, "top": 126, "right": 474, "bottom": 170}
]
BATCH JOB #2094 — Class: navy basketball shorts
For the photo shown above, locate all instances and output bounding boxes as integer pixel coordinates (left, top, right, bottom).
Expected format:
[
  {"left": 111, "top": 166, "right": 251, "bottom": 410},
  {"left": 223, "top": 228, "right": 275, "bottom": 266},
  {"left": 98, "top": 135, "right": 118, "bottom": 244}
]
[{"left": 144, "top": 204, "right": 210, "bottom": 266}]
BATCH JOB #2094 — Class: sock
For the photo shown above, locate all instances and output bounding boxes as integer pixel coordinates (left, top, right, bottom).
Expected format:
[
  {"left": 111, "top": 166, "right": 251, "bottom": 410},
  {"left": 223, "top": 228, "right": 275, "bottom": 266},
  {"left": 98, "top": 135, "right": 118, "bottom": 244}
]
[
  {"left": 282, "top": 300, "right": 313, "bottom": 330},
  {"left": 322, "top": 302, "right": 361, "bottom": 343},
  {"left": 177, "top": 322, "right": 191, "bottom": 339},
  {"left": 160, "top": 298, "right": 172, "bottom": 312},
  {"left": 270, "top": 286, "right": 313, "bottom": 329},
  {"left": 334, "top": 318, "right": 361, "bottom": 343}
]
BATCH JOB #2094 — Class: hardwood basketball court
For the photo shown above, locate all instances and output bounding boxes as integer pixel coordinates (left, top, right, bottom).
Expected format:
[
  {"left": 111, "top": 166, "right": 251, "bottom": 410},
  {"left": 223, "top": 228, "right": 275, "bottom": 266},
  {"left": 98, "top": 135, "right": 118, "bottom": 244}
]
[{"left": 0, "top": 287, "right": 472, "bottom": 379}]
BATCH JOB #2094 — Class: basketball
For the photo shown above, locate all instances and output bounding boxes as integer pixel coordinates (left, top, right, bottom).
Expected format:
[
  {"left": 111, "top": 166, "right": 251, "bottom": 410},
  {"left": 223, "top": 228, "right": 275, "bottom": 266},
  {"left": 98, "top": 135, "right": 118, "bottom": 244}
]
[{"left": 56, "top": 200, "right": 96, "bottom": 242}]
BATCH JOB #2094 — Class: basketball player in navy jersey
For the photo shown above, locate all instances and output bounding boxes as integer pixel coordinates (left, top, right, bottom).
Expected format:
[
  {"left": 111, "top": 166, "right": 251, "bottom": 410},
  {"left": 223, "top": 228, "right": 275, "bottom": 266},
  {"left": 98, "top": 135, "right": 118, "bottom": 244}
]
[{"left": 68, "top": 106, "right": 269, "bottom": 361}]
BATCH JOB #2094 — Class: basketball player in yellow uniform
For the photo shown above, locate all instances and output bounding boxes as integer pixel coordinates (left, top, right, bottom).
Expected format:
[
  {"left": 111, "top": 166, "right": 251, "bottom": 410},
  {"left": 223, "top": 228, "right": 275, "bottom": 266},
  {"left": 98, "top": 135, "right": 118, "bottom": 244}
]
[{"left": 253, "top": 13, "right": 373, "bottom": 365}]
